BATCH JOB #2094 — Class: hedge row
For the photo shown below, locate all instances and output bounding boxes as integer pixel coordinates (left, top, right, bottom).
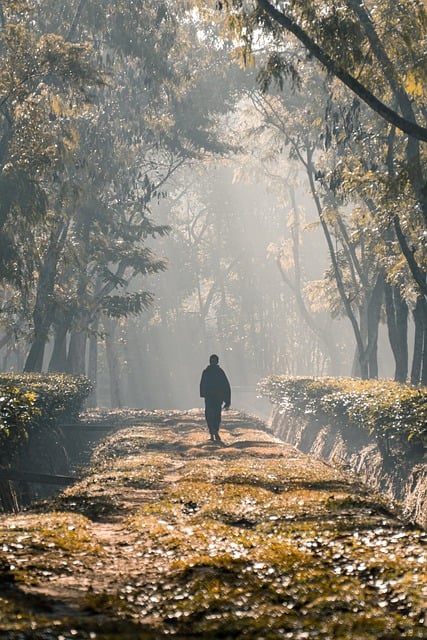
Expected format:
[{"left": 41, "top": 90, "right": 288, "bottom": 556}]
[
  {"left": 0, "top": 373, "right": 92, "bottom": 465},
  {"left": 258, "top": 376, "right": 427, "bottom": 448}
]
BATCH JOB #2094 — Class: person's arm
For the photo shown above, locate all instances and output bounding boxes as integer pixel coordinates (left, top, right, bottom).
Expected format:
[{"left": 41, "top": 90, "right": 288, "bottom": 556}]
[
  {"left": 222, "top": 372, "right": 231, "bottom": 408},
  {"left": 200, "top": 370, "right": 206, "bottom": 398}
]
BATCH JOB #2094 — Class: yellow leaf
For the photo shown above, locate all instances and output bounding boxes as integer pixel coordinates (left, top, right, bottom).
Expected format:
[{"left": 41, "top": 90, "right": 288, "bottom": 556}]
[
  {"left": 50, "top": 95, "right": 63, "bottom": 116},
  {"left": 405, "top": 71, "right": 425, "bottom": 98}
]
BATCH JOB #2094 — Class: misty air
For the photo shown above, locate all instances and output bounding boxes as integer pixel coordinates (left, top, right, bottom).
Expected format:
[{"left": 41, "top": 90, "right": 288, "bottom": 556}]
[{"left": 0, "top": 1, "right": 426, "bottom": 638}]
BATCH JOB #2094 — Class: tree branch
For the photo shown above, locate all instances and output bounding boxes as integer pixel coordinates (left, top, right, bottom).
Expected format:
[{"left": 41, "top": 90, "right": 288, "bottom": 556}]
[
  {"left": 67, "top": 0, "right": 87, "bottom": 41},
  {"left": 257, "top": 0, "right": 427, "bottom": 142}
]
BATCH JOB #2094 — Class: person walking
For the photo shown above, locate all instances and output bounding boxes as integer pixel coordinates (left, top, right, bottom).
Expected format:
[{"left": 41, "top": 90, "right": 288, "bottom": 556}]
[{"left": 200, "top": 354, "right": 231, "bottom": 442}]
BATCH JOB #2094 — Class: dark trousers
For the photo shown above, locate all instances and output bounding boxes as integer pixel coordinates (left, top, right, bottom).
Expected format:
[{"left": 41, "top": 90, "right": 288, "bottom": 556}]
[{"left": 204, "top": 396, "right": 222, "bottom": 435}]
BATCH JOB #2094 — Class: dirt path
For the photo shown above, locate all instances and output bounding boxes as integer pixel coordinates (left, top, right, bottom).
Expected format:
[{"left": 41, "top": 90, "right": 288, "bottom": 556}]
[{"left": 0, "top": 409, "right": 426, "bottom": 639}]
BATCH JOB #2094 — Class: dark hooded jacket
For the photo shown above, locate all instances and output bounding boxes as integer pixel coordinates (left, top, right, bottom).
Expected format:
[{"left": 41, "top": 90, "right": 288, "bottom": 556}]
[{"left": 200, "top": 363, "right": 231, "bottom": 406}]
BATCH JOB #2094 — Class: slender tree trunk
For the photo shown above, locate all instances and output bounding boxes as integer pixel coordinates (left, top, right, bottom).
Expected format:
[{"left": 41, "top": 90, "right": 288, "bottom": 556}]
[
  {"left": 24, "top": 222, "right": 68, "bottom": 372},
  {"left": 384, "top": 283, "right": 408, "bottom": 382},
  {"left": 283, "top": 186, "right": 342, "bottom": 374},
  {"left": 366, "top": 272, "right": 384, "bottom": 378},
  {"left": 357, "top": 302, "right": 369, "bottom": 378},
  {"left": 422, "top": 311, "right": 427, "bottom": 387},
  {"left": 381, "top": 125, "right": 427, "bottom": 298},
  {"left": 350, "top": 275, "right": 383, "bottom": 379},
  {"left": 306, "top": 151, "right": 368, "bottom": 377},
  {"left": 395, "top": 292, "right": 409, "bottom": 382},
  {"left": 86, "top": 316, "right": 99, "bottom": 408},
  {"left": 411, "top": 295, "right": 425, "bottom": 385},
  {"left": 103, "top": 317, "right": 121, "bottom": 408},
  {"left": 66, "top": 0, "right": 87, "bottom": 40}
]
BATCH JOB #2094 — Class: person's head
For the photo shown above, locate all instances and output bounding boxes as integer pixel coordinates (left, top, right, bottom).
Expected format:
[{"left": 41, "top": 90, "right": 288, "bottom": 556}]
[{"left": 209, "top": 354, "right": 219, "bottom": 365}]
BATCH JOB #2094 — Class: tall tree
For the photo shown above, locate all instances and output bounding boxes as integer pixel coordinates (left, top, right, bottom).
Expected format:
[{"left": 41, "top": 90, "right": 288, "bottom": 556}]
[{"left": 17, "top": 1, "right": 244, "bottom": 402}]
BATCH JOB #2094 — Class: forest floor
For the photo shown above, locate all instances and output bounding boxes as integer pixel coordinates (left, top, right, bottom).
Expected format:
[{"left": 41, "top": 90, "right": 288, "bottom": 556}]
[{"left": 0, "top": 409, "right": 426, "bottom": 639}]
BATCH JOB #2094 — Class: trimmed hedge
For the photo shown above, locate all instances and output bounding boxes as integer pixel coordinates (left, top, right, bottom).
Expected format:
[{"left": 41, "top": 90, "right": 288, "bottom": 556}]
[
  {"left": 258, "top": 376, "right": 427, "bottom": 449},
  {"left": 0, "top": 373, "right": 92, "bottom": 466}
]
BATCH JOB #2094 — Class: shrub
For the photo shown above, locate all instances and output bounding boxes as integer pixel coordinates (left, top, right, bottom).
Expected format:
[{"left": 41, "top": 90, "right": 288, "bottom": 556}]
[
  {"left": 0, "top": 373, "right": 92, "bottom": 466},
  {"left": 258, "top": 376, "right": 427, "bottom": 449}
]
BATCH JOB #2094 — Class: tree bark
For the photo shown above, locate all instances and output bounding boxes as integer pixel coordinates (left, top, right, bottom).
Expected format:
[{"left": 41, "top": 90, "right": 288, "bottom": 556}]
[
  {"left": 411, "top": 295, "right": 425, "bottom": 385},
  {"left": 48, "top": 310, "right": 71, "bottom": 372},
  {"left": 384, "top": 283, "right": 408, "bottom": 383},
  {"left": 103, "top": 316, "right": 122, "bottom": 408},
  {"left": 306, "top": 150, "right": 368, "bottom": 378},
  {"left": 23, "top": 332, "right": 46, "bottom": 373},
  {"left": 422, "top": 308, "right": 427, "bottom": 387},
  {"left": 366, "top": 272, "right": 384, "bottom": 378},
  {"left": 86, "top": 316, "right": 99, "bottom": 408},
  {"left": 24, "top": 221, "right": 69, "bottom": 372},
  {"left": 67, "top": 322, "right": 87, "bottom": 375}
]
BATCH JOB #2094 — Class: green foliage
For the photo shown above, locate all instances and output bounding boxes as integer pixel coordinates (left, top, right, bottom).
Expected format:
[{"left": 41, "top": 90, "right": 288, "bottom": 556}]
[
  {"left": 0, "top": 385, "right": 37, "bottom": 452},
  {"left": 0, "top": 6, "right": 102, "bottom": 293},
  {"left": 259, "top": 375, "right": 427, "bottom": 446},
  {"left": 0, "top": 373, "right": 92, "bottom": 463},
  {"left": 101, "top": 292, "right": 155, "bottom": 318}
]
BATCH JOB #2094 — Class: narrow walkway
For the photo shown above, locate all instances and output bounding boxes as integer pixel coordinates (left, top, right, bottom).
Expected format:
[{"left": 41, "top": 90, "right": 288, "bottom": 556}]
[{"left": 0, "top": 409, "right": 426, "bottom": 639}]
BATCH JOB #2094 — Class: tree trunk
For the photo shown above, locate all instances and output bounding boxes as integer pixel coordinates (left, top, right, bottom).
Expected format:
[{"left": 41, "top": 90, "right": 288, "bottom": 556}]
[
  {"left": 86, "top": 317, "right": 99, "bottom": 408},
  {"left": 67, "top": 325, "right": 87, "bottom": 375},
  {"left": 306, "top": 151, "right": 367, "bottom": 378},
  {"left": 395, "top": 292, "right": 409, "bottom": 382},
  {"left": 48, "top": 311, "right": 71, "bottom": 373},
  {"left": 0, "top": 480, "right": 20, "bottom": 513},
  {"left": 358, "top": 302, "right": 369, "bottom": 378},
  {"left": 367, "top": 272, "right": 384, "bottom": 378},
  {"left": 384, "top": 283, "right": 408, "bottom": 383},
  {"left": 350, "top": 275, "right": 383, "bottom": 379},
  {"left": 24, "top": 221, "right": 69, "bottom": 372},
  {"left": 24, "top": 262, "right": 56, "bottom": 372},
  {"left": 277, "top": 186, "right": 343, "bottom": 375},
  {"left": 103, "top": 317, "right": 122, "bottom": 408},
  {"left": 422, "top": 308, "right": 427, "bottom": 387},
  {"left": 411, "top": 295, "right": 425, "bottom": 385},
  {"left": 24, "top": 334, "right": 47, "bottom": 373}
]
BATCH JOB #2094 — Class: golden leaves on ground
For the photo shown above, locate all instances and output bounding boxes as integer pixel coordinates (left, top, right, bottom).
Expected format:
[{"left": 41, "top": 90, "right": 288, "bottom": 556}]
[{"left": 0, "top": 409, "right": 426, "bottom": 639}]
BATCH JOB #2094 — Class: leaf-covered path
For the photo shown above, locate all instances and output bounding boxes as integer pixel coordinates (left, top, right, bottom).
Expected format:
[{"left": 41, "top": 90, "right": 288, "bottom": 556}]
[{"left": 0, "top": 409, "right": 426, "bottom": 639}]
